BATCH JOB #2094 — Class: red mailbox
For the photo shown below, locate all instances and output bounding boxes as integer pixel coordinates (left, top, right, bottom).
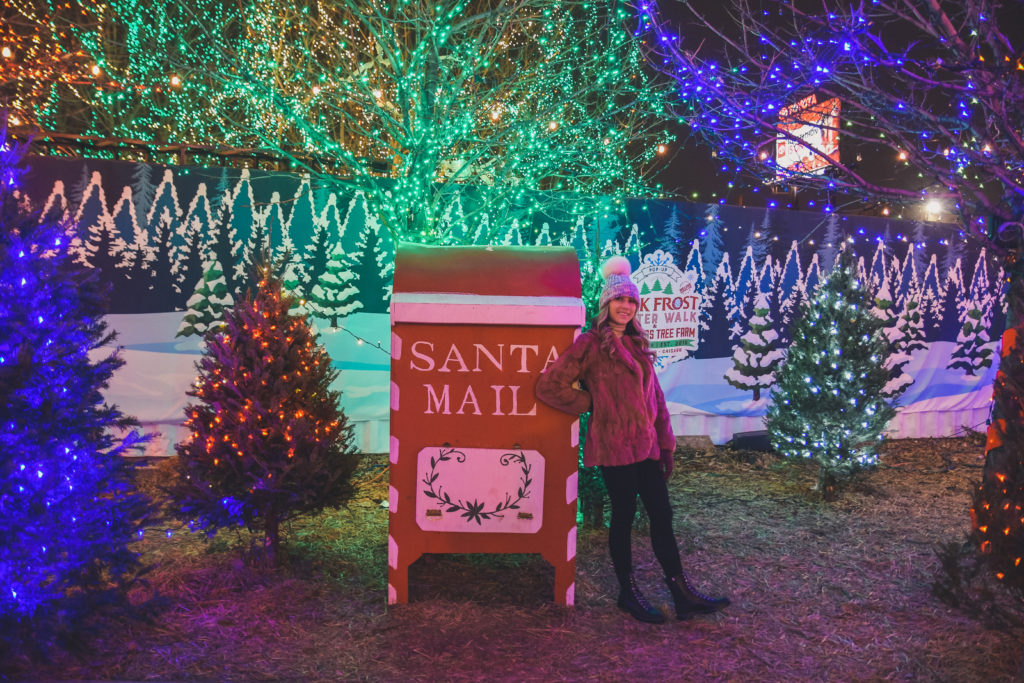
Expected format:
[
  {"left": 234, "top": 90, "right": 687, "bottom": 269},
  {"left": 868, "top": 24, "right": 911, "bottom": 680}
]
[{"left": 388, "top": 243, "right": 584, "bottom": 605}]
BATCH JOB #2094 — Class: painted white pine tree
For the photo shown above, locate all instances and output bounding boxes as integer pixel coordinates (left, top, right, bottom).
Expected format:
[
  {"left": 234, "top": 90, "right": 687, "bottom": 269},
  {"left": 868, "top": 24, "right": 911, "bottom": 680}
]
[
  {"left": 40, "top": 179, "right": 70, "bottom": 227},
  {"left": 730, "top": 245, "right": 757, "bottom": 341},
  {"left": 683, "top": 238, "right": 705, "bottom": 290},
  {"left": 948, "top": 248, "right": 995, "bottom": 375},
  {"left": 871, "top": 277, "right": 914, "bottom": 397},
  {"left": 229, "top": 169, "right": 256, "bottom": 289},
  {"left": 499, "top": 218, "right": 524, "bottom": 246},
  {"left": 700, "top": 203, "right": 726, "bottom": 277},
  {"left": 897, "top": 292, "right": 927, "bottom": 355},
  {"left": 285, "top": 174, "right": 316, "bottom": 255},
  {"left": 176, "top": 258, "right": 234, "bottom": 338},
  {"left": 660, "top": 204, "right": 683, "bottom": 257},
  {"left": 145, "top": 169, "right": 182, "bottom": 234},
  {"left": 439, "top": 191, "right": 468, "bottom": 244},
  {"left": 245, "top": 192, "right": 280, "bottom": 281},
  {"left": 208, "top": 184, "right": 242, "bottom": 296},
  {"left": 144, "top": 199, "right": 181, "bottom": 308},
  {"left": 281, "top": 255, "right": 308, "bottom": 315},
  {"left": 111, "top": 185, "right": 152, "bottom": 282},
  {"left": 867, "top": 238, "right": 890, "bottom": 299},
  {"left": 757, "top": 207, "right": 774, "bottom": 261},
  {"left": 317, "top": 192, "right": 342, "bottom": 246},
  {"left": 724, "top": 291, "right": 783, "bottom": 400},
  {"left": 919, "top": 253, "right": 944, "bottom": 338},
  {"left": 701, "top": 251, "right": 735, "bottom": 351},
  {"left": 142, "top": 171, "right": 181, "bottom": 306},
  {"left": 856, "top": 255, "right": 869, "bottom": 290},
  {"left": 173, "top": 183, "right": 213, "bottom": 301},
  {"left": 307, "top": 247, "right": 362, "bottom": 327},
  {"left": 895, "top": 243, "right": 920, "bottom": 310},
  {"left": 302, "top": 216, "right": 334, "bottom": 294},
  {"left": 72, "top": 171, "right": 123, "bottom": 270},
  {"left": 339, "top": 191, "right": 369, "bottom": 258},
  {"left": 777, "top": 240, "right": 804, "bottom": 344},
  {"left": 940, "top": 256, "right": 965, "bottom": 336},
  {"left": 563, "top": 215, "right": 590, "bottom": 259},
  {"left": 804, "top": 252, "right": 823, "bottom": 296},
  {"left": 535, "top": 222, "right": 553, "bottom": 246},
  {"left": 472, "top": 211, "right": 491, "bottom": 246},
  {"left": 910, "top": 219, "right": 928, "bottom": 278},
  {"left": 600, "top": 238, "right": 621, "bottom": 259},
  {"left": 622, "top": 222, "right": 641, "bottom": 257}
]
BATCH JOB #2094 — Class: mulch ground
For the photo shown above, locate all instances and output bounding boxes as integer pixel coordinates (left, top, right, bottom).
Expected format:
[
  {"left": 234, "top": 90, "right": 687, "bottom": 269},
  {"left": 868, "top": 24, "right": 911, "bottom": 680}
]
[{"left": 5, "top": 436, "right": 1024, "bottom": 682}]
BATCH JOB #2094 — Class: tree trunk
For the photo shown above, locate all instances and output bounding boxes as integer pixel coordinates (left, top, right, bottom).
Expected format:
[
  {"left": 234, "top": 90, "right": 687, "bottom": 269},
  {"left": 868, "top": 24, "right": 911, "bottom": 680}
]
[{"left": 817, "top": 465, "right": 838, "bottom": 502}]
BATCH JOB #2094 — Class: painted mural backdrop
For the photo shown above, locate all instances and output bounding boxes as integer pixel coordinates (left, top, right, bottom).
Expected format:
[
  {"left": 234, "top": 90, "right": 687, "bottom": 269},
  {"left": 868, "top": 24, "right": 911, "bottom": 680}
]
[{"left": 21, "top": 157, "right": 1003, "bottom": 451}]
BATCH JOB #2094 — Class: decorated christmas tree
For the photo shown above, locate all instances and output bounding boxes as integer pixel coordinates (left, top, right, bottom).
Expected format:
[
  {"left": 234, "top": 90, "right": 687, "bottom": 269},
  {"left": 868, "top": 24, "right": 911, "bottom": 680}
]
[
  {"left": 307, "top": 247, "right": 362, "bottom": 327},
  {"left": 766, "top": 251, "right": 896, "bottom": 499},
  {"left": 170, "top": 256, "right": 360, "bottom": 564},
  {"left": 0, "top": 134, "right": 151, "bottom": 652}
]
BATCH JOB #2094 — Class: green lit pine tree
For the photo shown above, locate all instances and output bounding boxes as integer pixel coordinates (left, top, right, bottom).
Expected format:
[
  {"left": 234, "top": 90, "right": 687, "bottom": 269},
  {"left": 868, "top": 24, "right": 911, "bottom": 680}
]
[
  {"left": 170, "top": 258, "right": 360, "bottom": 565},
  {"left": 766, "top": 252, "right": 896, "bottom": 500},
  {"left": 0, "top": 134, "right": 151, "bottom": 654}
]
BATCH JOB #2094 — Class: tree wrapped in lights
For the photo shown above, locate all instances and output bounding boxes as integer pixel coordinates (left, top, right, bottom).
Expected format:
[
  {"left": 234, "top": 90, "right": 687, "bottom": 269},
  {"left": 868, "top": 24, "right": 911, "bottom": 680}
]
[
  {"left": 0, "top": 131, "right": 151, "bottom": 652},
  {"left": 765, "top": 252, "right": 897, "bottom": 499},
  {"left": 638, "top": 0, "right": 1024, "bottom": 231},
  {"left": 170, "top": 255, "right": 359, "bottom": 565},
  {"left": 48, "top": 0, "right": 673, "bottom": 240}
]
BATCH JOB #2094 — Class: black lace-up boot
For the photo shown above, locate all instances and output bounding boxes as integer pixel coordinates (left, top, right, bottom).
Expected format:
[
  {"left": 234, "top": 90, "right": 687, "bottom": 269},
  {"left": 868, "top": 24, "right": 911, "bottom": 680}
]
[
  {"left": 665, "top": 573, "right": 730, "bottom": 620},
  {"left": 617, "top": 573, "right": 665, "bottom": 623}
]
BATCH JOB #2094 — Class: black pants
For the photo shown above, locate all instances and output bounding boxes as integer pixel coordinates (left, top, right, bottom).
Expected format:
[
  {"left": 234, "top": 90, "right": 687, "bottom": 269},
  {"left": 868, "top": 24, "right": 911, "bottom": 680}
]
[{"left": 600, "top": 457, "right": 683, "bottom": 583}]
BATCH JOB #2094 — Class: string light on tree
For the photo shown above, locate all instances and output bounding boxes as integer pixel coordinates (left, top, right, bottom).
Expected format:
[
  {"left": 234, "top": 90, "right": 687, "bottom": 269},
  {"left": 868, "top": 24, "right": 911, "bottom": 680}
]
[
  {"left": 765, "top": 250, "right": 900, "bottom": 500},
  {"left": 169, "top": 252, "right": 360, "bottom": 565}
]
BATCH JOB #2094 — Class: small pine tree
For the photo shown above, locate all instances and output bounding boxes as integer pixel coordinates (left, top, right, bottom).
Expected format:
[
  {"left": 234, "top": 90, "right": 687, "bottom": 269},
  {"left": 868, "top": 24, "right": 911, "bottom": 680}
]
[
  {"left": 765, "top": 252, "right": 896, "bottom": 500},
  {"left": 0, "top": 135, "right": 151, "bottom": 653},
  {"left": 176, "top": 258, "right": 234, "bottom": 338},
  {"left": 170, "top": 257, "right": 360, "bottom": 564},
  {"left": 872, "top": 279, "right": 914, "bottom": 398},
  {"left": 307, "top": 248, "right": 362, "bottom": 327},
  {"left": 724, "top": 292, "right": 783, "bottom": 401}
]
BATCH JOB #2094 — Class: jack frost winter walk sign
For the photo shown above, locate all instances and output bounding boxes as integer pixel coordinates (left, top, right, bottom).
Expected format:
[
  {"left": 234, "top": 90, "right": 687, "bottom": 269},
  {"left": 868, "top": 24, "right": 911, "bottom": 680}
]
[{"left": 632, "top": 250, "right": 700, "bottom": 366}]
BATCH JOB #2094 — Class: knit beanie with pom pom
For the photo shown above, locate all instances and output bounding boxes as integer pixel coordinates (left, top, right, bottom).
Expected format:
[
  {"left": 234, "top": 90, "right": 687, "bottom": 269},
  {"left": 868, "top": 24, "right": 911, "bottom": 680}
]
[{"left": 599, "top": 256, "right": 640, "bottom": 309}]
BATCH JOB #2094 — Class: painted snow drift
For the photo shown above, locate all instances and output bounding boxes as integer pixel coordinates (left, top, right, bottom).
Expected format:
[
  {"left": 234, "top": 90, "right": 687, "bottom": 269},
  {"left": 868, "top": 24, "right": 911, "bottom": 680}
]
[{"left": 22, "top": 157, "right": 1003, "bottom": 451}]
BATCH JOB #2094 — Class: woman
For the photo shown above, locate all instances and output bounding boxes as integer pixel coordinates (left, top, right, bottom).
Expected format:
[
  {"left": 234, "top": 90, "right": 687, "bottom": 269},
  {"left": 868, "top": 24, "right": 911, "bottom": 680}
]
[{"left": 535, "top": 256, "right": 730, "bottom": 623}]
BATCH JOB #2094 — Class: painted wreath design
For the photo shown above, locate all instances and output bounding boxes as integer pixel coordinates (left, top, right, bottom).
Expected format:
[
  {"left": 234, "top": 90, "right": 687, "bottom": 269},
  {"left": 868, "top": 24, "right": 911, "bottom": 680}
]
[{"left": 421, "top": 447, "right": 533, "bottom": 525}]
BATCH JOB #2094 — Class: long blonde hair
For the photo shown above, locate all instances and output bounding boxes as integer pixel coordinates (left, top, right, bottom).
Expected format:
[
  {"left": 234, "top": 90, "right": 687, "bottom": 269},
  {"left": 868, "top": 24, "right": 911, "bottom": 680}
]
[{"left": 592, "top": 302, "right": 656, "bottom": 363}]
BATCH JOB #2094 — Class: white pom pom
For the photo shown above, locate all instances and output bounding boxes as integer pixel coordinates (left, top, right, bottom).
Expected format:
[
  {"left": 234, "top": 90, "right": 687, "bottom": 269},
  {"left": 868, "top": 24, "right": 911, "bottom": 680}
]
[{"left": 601, "top": 256, "right": 632, "bottom": 280}]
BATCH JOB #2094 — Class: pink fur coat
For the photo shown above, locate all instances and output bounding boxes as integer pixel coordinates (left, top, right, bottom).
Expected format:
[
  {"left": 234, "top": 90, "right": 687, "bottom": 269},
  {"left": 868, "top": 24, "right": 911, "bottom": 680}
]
[{"left": 535, "top": 329, "right": 675, "bottom": 468}]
